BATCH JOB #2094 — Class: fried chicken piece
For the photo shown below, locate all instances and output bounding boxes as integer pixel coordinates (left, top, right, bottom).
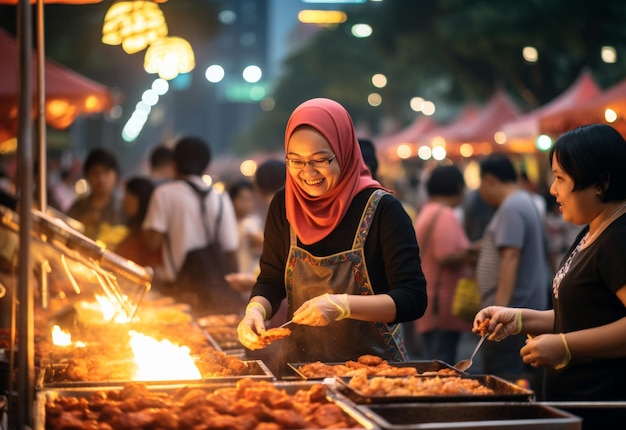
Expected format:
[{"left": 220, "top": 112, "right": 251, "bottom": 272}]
[
  {"left": 118, "top": 396, "right": 169, "bottom": 412},
  {"left": 47, "top": 412, "right": 89, "bottom": 430},
  {"left": 268, "top": 409, "right": 307, "bottom": 428},
  {"left": 114, "top": 382, "right": 151, "bottom": 401},
  {"left": 255, "top": 423, "right": 282, "bottom": 430},
  {"left": 65, "top": 358, "right": 89, "bottom": 381},
  {"left": 357, "top": 354, "right": 383, "bottom": 366},
  {"left": 96, "top": 404, "right": 124, "bottom": 422},
  {"left": 312, "top": 403, "right": 348, "bottom": 428},
  {"left": 258, "top": 327, "right": 291, "bottom": 346},
  {"left": 477, "top": 318, "right": 491, "bottom": 336},
  {"left": 177, "top": 404, "right": 220, "bottom": 428},
  {"left": 297, "top": 362, "right": 339, "bottom": 378},
  {"left": 376, "top": 366, "right": 417, "bottom": 376}
]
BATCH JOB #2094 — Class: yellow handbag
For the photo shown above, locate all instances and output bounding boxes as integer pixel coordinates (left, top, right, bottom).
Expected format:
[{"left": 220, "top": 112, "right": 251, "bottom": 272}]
[{"left": 451, "top": 277, "right": 481, "bottom": 322}]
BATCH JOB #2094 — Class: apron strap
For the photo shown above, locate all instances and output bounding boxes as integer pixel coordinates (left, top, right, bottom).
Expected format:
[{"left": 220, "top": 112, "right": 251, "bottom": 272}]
[{"left": 353, "top": 189, "right": 389, "bottom": 249}]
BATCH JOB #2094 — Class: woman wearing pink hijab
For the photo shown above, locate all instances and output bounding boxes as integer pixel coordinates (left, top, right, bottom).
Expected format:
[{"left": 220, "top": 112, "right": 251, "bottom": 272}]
[{"left": 237, "top": 98, "right": 427, "bottom": 373}]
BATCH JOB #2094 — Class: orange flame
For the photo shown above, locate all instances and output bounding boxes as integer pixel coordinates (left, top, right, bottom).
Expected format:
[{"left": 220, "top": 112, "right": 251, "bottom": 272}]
[
  {"left": 129, "top": 330, "right": 201, "bottom": 381},
  {"left": 51, "top": 325, "right": 86, "bottom": 347}
]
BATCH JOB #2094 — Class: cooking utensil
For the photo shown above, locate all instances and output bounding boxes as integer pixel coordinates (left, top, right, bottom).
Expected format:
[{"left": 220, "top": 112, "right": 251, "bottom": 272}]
[
  {"left": 454, "top": 333, "right": 488, "bottom": 372},
  {"left": 279, "top": 319, "right": 293, "bottom": 328}
]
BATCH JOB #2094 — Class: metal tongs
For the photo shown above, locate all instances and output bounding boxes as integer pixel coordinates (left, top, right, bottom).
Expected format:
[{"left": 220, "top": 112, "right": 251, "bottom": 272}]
[{"left": 278, "top": 319, "right": 294, "bottom": 329}]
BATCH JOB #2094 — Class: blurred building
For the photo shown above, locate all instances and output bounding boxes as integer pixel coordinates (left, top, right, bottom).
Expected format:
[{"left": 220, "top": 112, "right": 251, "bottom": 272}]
[{"left": 172, "top": 0, "right": 270, "bottom": 155}]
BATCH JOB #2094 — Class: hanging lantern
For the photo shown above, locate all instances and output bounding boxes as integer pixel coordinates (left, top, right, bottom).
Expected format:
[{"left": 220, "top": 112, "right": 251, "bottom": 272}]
[
  {"left": 102, "top": 0, "right": 168, "bottom": 54},
  {"left": 144, "top": 36, "right": 195, "bottom": 80}
]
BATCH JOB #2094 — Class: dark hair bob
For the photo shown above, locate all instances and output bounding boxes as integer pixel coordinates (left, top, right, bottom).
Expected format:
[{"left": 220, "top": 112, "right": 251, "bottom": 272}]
[{"left": 550, "top": 124, "right": 626, "bottom": 202}]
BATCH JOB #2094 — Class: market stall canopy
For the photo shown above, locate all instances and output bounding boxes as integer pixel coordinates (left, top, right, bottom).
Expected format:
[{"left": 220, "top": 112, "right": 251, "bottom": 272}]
[
  {"left": 418, "top": 104, "right": 481, "bottom": 146},
  {"left": 373, "top": 115, "right": 439, "bottom": 160},
  {"left": 501, "top": 69, "right": 600, "bottom": 141},
  {"left": 457, "top": 90, "right": 521, "bottom": 145},
  {"left": 0, "top": 27, "right": 113, "bottom": 140},
  {"left": 539, "top": 75, "right": 626, "bottom": 137},
  {"left": 419, "top": 91, "right": 521, "bottom": 157}
]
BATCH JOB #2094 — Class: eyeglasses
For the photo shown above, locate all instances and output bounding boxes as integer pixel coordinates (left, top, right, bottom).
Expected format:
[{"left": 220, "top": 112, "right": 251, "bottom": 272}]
[{"left": 285, "top": 154, "right": 336, "bottom": 169}]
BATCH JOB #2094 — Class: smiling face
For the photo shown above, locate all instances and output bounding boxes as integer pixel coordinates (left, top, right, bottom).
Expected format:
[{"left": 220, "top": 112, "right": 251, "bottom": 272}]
[
  {"left": 549, "top": 153, "right": 600, "bottom": 225},
  {"left": 286, "top": 126, "right": 340, "bottom": 197}
]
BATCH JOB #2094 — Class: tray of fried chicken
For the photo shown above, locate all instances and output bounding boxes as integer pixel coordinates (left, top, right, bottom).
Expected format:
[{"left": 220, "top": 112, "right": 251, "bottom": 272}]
[
  {"left": 288, "top": 354, "right": 463, "bottom": 380},
  {"left": 333, "top": 372, "right": 535, "bottom": 404},
  {"left": 36, "top": 377, "right": 380, "bottom": 430}
]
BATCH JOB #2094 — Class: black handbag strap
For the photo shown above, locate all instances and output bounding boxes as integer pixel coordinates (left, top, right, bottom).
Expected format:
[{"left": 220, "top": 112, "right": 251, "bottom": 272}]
[
  {"left": 183, "top": 180, "right": 223, "bottom": 244},
  {"left": 165, "top": 180, "right": 223, "bottom": 275}
]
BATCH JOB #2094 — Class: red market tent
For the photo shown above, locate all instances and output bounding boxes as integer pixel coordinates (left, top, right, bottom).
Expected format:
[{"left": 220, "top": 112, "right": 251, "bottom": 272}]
[
  {"left": 0, "top": 27, "right": 113, "bottom": 145},
  {"left": 502, "top": 69, "right": 600, "bottom": 141},
  {"left": 418, "top": 104, "right": 481, "bottom": 146},
  {"left": 421, "top": 91, "right": 522, "bottom": 157},
  {"left": 539, "top": 76, "right": 626, "bottom": 137},
  {"left": 373, "top": 115, "right": 439, "bottom": 160},
  {"left": 457, "top": 90, "right": 521, "bottom": 145}
]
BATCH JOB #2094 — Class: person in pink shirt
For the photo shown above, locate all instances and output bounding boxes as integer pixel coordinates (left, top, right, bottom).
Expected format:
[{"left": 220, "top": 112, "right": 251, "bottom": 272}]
[{"left": 414, "top": 165, "right": 474, "bottom": 364}]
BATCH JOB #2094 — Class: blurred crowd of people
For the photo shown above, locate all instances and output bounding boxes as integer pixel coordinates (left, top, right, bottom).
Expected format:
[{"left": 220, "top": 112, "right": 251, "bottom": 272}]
[
  {"left": 0, "top": 124, "right": 580, "bottom": 345},
  {"left": 0, "top": 99, "right": 596, "bottom": 389}
]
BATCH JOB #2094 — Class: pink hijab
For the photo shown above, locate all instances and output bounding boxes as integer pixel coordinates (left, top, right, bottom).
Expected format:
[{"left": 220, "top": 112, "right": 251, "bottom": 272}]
[{"left": 285, "top": 98, "right": 384, "bottom": 245}]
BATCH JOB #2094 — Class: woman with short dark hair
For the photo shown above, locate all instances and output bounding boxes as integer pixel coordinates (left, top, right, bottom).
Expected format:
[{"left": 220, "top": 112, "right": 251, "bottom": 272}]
[{"left": 474, "top": 124, "right": 626, "bottom": 427}]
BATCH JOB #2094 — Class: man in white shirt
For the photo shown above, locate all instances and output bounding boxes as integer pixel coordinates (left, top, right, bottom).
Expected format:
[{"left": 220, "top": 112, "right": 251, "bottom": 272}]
[{"left": 143, "top": 136, "right": 241, "bottom": 314}]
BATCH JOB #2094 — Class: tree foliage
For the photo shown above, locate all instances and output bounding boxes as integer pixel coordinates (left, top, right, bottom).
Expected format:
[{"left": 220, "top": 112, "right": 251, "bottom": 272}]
[
  {"left": 236, "top": 0, "right": 626, "bottom": 155},
  {"left": 2, "top": 1, "right": 625, "bottom": 158}
]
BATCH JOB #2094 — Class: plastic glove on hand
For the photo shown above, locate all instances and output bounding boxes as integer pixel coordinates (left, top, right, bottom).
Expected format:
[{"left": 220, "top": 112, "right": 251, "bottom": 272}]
[
  {"left": 473, "top": 306, "right": 522, "bottom": 342},
  {"left": 292, "top": 293, "right": 350, "bottom": 326},
  {"left": 237, "top": 302, "right": 267, "bottom": 350}
]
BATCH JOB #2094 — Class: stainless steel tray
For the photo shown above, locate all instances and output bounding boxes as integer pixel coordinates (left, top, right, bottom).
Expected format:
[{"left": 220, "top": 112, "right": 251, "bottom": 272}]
[
  {"left": 334, "top": 374, "right": 534, "bottom": 403},
  {"left": 35, "top": 380, "right": 380, "bottom": 430},
  {"left": 288, "top": 360, "right": 463, "bottom": 380},
  {"left": 357, "top": 402, "right": 581, "bottom": 429},
  {"left": 37, "top": 359, "right": 275, "bottom": 389},
  {"left": 203, "top": 325, "right": 245, "bottom": 356}
]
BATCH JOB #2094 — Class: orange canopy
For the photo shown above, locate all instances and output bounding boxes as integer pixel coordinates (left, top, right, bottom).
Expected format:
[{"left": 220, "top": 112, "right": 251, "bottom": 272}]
[
  {"left": 457, "top": 91, "right": 521, "bottom": 144},
  {"left": 418, "top": 91, "right": 523, "bottom": 157},
  {"left": 503, "top": 69, "right": 600, "bottom": 140},
  {"left": 419, "top": 104, "right": 481, "bottom": 145},
  {"left": 373, "top": 115, "right": 439, "bottom": 160},
  {"left": 0, "top": 27, "right": 113, "bottom": 141},
  {"left": 539, "top": 76, "right": 626, "bottom": 137}
]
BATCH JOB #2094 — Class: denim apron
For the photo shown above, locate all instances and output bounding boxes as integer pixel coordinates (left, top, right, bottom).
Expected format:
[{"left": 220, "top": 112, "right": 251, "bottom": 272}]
[{"left": 280, "top": 189, "right": 408, "bottom": 371}]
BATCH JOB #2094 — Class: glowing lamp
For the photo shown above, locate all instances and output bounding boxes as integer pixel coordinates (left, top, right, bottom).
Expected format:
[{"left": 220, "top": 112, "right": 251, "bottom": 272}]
[
  {"left": 144, "top": 36, "right": 195, "bottom": 80},
  {"left": 102, "top": 0, "right": 168, "bottom": 54}
]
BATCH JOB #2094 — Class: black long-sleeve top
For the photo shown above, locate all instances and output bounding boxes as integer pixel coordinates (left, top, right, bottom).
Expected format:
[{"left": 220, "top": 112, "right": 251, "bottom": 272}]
[{"left": 251, "top": 187, "right": 428, "bottom": 323}]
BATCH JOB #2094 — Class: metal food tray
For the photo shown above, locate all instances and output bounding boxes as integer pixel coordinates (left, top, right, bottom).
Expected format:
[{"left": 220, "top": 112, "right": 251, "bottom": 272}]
[
  {"left": 37, "top": 359, "right": 275, "bottom": 389},
  {"left": 334, "top": 374, "right": 534, "bottom": 404},
  {"left": 195, "top": 313, "right": 241, "bottom": 328},
  {"left": 203, "top": 325, "right": 245, "bottom": 356},
  {"left": 357, "top": 402, "right": 581, "bottom": 429},
  {"left": 288, "top": 360, "right": 463, "bottom": 380},
  {"left": 35, "top": 380, "right": 380, "bottom": 430}
]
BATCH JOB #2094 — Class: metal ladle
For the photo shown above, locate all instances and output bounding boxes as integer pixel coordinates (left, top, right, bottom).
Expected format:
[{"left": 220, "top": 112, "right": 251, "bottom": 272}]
[{"left": 454, "top": 333, "right": 488, "bottom": 372}]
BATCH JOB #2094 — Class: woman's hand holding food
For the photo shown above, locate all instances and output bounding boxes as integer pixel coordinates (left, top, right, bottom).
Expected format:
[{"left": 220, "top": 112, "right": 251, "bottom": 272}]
[
  {"left": 293, "top": 293, "right": 351, "bottom": 326},
  {"left": 237, "top": 302, "right": 267, "bottom": 350},
  {"left": 521, "top": 333, "right": 571, "bottom": 369},
  {"left": 473, "top": 306, "right": 522, "bottom": 341}
]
